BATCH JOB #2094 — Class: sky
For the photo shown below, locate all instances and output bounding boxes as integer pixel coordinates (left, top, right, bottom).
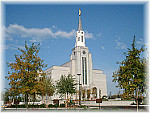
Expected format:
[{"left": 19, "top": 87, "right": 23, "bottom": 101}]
[{"left": 1, "top": 2, "right": 147, "bottom": 95}]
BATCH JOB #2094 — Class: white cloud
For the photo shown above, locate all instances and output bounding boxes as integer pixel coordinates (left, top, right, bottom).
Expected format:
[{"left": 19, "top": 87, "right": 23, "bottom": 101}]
[
  {"left": 4, "top": 24, "right": 95, "bottom": 42},
  {"left": 115, "top": 37, "right": 127, "bottom": 50},
  {"left": 52, "top": 25, "right": 57, "bottom": 29},
  {"left": 96, "top": 33, "right": 102, "bottom": 37},
  {"left": 101, "top": 46, "right": 105, "bottom": 50},
  {"left": 4, "top": 24, "right": 76, "bottom": 42},
  {"left": 4, "top": 44, "right": 24, "bottom": 50},
  {"left": 136, "top": 38, "right": 145, "bottom": 49},
  {"left": 136, "top": 38, "right": 143, "bottom": 44},
  {"left": 84, "top": 30, "right": 94, "bottom": 39}
]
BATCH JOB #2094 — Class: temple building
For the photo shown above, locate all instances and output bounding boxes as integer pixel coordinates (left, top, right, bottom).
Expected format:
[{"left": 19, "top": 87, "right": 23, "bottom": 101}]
[{"left": 44, "top": 9, "right": 107, "bottom": 101}]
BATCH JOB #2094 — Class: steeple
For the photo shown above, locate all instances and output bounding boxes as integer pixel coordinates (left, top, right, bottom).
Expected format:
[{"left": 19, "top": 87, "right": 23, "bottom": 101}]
[
  {"left": 78, "top": 9, "right": 83, "bottom": 31},
  {"left": 75, "top": 9, "right": 85, "bottom": 47}
]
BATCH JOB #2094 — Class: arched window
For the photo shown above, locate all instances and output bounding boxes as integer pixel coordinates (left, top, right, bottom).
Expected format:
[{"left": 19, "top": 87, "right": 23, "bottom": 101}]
[
  {"left": 87, "top": 89, "right": 91, "bottom": 99},
  {"left": 82, "top": 89, "right": 85, "bottom": 99},
  {"left": 92, "top": 87, "right": 97, "bottom": 98}
]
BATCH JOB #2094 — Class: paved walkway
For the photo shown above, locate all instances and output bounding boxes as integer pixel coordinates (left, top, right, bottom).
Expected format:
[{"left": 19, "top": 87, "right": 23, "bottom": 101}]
[{"left": 82, "top": 100, "right": 135, "bottom": 106}]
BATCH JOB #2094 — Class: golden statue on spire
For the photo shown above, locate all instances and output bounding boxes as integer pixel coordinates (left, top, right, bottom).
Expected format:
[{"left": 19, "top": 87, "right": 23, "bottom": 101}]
[{"left": 79, "top": 9, "right": 81, "bottom": 16}]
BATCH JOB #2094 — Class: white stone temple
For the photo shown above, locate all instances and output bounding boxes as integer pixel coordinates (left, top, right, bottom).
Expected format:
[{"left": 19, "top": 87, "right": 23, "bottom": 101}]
[{"left": 44, "top": 9, "right": 107, "bottom": 101}]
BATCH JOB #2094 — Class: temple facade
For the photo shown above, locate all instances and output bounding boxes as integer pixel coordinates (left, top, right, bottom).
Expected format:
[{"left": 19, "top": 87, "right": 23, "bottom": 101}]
[{"left": 44, "top": 9, "right": 107, "bottom": 101}]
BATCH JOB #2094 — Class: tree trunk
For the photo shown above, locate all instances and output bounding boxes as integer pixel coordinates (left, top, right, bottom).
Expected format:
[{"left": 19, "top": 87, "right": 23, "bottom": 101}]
[
  {"left": 65, "top": 93, "right": 67, "bottom": 108},
  {"left": 29, "top": 95, "right": 30, "bottom": 104},
  {"left": 42, "top": 96, "right": 43, "bottom": 104},
  {"left": 44, "top": 95, "right": 46, "bottom": 104},
  {"left": 25, "top": 94, "right": 29, "bottom": 108},
  {"left": 24, "top": 94, "right": 25, "bottom": 104},
  {"left": 136, "top": 89, "right": 138, "bottom": 112},
  {"left": 67, "top": 92, "right": 69, "bottom": 109},
  {"left": 33, "top": 93, "right": 36, "bottom": 105},
  {"left": 12, "top": 97, "right": 15, "bottom": 105}
]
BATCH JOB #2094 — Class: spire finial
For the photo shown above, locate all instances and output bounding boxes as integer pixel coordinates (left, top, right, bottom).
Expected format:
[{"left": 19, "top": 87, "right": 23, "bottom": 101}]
[
  {"left": 79, "top": 9, "right": 81, "bottom": 16},
  {"left": 78, "top": 9, "right": 83, "bottom": 31}
]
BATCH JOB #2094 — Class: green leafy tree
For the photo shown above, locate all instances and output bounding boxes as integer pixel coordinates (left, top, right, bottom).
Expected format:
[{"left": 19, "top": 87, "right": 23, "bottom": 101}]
[
  {"left": 6, "top": 42, "right": 47, "bottom": 107},
  {"left": 56, "top": 74, "right": 77, "bottom": 106},
  {"left": 3, "top": 89, "right": 10, "bottom": 103},
  {"left": 45, "top": 77, "right": 55, "bottom": 97},
  {"left": 39, "top": 75, "right": 55, "bottom": 104},
  {"left": 112, "top": 36, "right": 147, "bottom": 100}
]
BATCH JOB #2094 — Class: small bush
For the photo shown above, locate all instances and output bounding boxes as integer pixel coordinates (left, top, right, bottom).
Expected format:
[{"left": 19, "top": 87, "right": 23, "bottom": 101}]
[
  {"left": 40, "top": 104, "right": 46, "bottom": 108},
  {"left": 102, "top": 95, "right": 107, "bottom": 99},
  {"left": 78, "top": 105, "right": 88, "bottom": 109},
  {"left": 48, "top": 104, "right": 53, "bottom": 108},
  {"left": 35, "top": 105, "right": 40, "bottom": 108},
  {"left": 53, "top": 104, "right": 59, "bottom": 108},
  {"left": 28, "top": 104, "right": 40, "bottom": 108},
  {"left": 9, "top": 104, "right": 27, "bottom": 108},
  {"left": 60, "top": 104, "right": 65, "bottom": 107}
]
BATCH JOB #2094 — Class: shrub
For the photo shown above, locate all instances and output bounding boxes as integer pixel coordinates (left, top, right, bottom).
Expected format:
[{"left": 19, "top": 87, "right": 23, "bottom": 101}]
[
  {"left": 9, "top": 104, "right": 27, "bottom": 108},
  {"left": 102, "top": 95, "right": 107, "bottom": 99},
  {"left": 48, "top": 104, "right": 53, "bottom": 108},
  {"left": 40, "top": 104, "right": 46, "bottom": 108},
  {"left": 78, "top": 105, "right": 88, "bottom": 109},
  {"left": 29, "top": 104, "right": 40, "bottom": 108},
  {"left": 60, "top": 104, "right": 65, "bottom": 107},
  {"left": 34, "top": 105, "right": 40, "bottom": 108},
  {"left": 53, "top": 104, "right": 59, "bottom": 108}
]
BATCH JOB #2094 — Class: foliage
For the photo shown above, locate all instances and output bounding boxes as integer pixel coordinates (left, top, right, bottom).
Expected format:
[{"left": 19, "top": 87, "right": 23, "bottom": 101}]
[
  {"left": 112, "top": 36, "right": 147, "bottom": 99},
  {"left": 40, "top": 76, "right": 55, "bottom": 96},
  {"left": 9, "top": 104, "right": 47, "bottom": 108},
  {"left": 39, "top": 104, "right": 46, "bottom": 108},
  {"left": 102, "top": 95, "right": 107, "bottom": 99},
  {"left": 3, "top": 89, "right": 10, "bottom": 102},
  {"left": 56, "top": 74, "right": 77, "bottom": 97},
  {"left": 5, "top": 42, "right": 47, "bottom": 106},
  {"left": 48, "top": 104, "right": 53, "bottom": 108},
  {"left": 60, "top": 104, "right": 65, "bottom": 107},
  {"left": 78, "top": 105, "right": 89, "bottom": 109},
  {"left": 53, "top": 103, "right": 59, "bottom": 108}
]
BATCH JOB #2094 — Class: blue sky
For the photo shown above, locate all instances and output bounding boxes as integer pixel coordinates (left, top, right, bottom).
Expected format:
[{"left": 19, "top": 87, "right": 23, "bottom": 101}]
[{"left": 2, "top": 2, "right": 146, "bottom": 95}]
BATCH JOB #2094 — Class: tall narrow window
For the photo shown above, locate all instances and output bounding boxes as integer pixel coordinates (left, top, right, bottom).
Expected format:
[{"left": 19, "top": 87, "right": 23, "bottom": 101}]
[
  {"left": 82, "top": 57, "right": 87, "bottom": 85},
  {"left": 78, "top": 37, "right": 80, "bottom": 41},
  {"left": 85, "top": 57, "right": 87, "bottom": 84},
  {"left": 81, "top": 36, "right": 83, "bottom": 42},
  {"left": 82, "top": 57, "right": 84, "bottom": 84}
]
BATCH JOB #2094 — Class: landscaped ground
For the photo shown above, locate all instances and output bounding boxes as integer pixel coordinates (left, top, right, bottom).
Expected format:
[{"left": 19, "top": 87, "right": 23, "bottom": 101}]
[{"left": 1, "top": 106, "right": 149, "bottom": 112}]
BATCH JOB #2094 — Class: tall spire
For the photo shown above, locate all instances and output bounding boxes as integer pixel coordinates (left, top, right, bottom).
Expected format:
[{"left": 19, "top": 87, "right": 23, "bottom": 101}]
[
  {"left": 75, "top": 9, "right": 85, "bottom": 47},
  {"left": 78, "top": 9, "right": 83, "bottom": 31}
]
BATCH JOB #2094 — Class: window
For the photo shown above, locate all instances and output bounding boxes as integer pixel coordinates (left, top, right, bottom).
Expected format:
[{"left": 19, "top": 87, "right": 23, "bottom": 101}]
[
  {"left": 85, "top": 57, "right": 87, "bottom": 84},
  {"left": 78, "top": 37, "right": 80, "bottom": 41},
  {"left": 81, "top": 36, "right": 83, "bottom": 42},
  {"left": 82, "top": 57, "right": 87, "bottom": 85},
  {"left": 81, "top": 32, "right": 83, "bottom": 34},
  {"left": 82, "top": 57, "right": 84, "bottom": 84}
]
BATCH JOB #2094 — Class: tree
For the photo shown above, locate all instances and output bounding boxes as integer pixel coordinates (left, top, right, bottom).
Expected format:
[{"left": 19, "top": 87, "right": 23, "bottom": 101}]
[
  {"left": 6, "top": 42, "right": 47, "bottom": 107},
  {"left": 56, "top": 74, "right": 77, "bottom": 106},
  {"left": 3, "top": 89, "right": 10, "bottom": 103},
  {"left": 39, "top": 75, "right": 55, "bottom": 104},
  {"left": 112, "top": 36, "right": 147, "bottom": 100}
]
